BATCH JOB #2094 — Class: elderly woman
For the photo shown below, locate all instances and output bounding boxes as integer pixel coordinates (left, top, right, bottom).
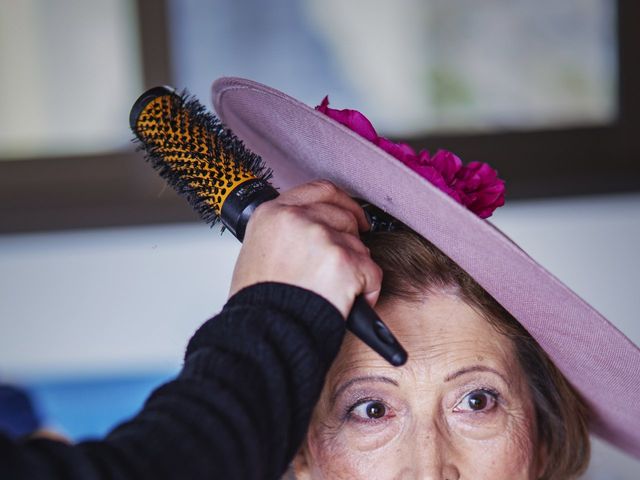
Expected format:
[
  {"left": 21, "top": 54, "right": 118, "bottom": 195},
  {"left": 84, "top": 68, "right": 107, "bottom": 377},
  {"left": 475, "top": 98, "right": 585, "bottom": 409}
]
[
  {"left": 1, "top": 79, "right": 637, "bottom": 480},
  {"left": 290, "top": 224, "right": 589, "bottom": 478},
  {"left": 211, "top": 77, "right": 639, "bottom": 479},
  {"left": 235, "top": 181, "right": 588, "bottom": 480}
]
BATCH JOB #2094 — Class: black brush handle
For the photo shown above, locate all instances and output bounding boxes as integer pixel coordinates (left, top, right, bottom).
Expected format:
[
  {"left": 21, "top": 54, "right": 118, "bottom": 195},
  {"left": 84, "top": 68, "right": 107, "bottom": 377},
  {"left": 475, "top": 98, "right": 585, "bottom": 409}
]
[
  {"left": 222, "top": 179, "right": 408, "bottom": 367},
  {"left": 348, "top": 296, "right": 407, "bottom": 366}
]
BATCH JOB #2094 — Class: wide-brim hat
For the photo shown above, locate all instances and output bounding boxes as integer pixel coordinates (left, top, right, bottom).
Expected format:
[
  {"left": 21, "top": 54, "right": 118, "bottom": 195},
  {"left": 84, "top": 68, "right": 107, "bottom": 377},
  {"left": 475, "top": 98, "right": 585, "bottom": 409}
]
[{"left": 211, "top": 77, "right": 640, "bottom": 457}]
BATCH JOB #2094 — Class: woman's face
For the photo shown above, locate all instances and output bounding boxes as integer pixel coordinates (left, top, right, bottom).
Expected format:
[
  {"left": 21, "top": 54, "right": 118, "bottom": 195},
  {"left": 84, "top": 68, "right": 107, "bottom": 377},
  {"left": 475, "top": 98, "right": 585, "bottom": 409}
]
[{"left": 294, "top": 293, "right": 541, "bottom": 479}]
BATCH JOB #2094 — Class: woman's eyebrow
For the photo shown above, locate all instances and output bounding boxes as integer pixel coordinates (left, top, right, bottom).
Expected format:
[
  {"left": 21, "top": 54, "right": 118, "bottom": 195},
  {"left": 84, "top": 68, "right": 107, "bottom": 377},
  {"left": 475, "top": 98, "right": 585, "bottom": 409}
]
[
  {"left": 331, "top": 376, "right": 399, "bottom": 405},
  {"left": 444, "top": 365, "right": 510, "bottom": 385}
]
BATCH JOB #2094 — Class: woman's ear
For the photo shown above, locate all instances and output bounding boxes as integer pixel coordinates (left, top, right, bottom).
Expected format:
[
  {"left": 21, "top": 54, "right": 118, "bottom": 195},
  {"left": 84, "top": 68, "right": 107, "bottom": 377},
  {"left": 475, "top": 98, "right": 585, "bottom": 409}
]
[{"left": 291, "top": 443, "right": 312, "bottom": 480}]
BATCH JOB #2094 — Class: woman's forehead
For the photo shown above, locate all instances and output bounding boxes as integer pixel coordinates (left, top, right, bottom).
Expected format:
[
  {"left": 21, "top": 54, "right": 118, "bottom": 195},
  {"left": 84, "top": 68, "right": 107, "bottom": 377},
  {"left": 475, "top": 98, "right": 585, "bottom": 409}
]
[{"left": 329, "top": 294, "right": 518, "bottom": 385}]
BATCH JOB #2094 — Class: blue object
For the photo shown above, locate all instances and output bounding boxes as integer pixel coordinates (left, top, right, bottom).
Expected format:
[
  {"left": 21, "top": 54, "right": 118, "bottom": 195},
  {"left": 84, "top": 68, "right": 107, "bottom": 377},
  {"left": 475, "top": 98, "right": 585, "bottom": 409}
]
[
  {"left": 0, "top": 384, "right": 41, "bottom": 438},
  {"left": 24, "top": 371, "right": 175, "bottom": 441}
]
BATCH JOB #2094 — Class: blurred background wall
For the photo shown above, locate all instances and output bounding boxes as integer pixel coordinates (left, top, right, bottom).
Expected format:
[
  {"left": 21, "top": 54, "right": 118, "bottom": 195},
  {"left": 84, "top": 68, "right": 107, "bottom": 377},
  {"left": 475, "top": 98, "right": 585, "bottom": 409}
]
[{"left": 0, "top": 0, "right": 638, "bottom": 478}]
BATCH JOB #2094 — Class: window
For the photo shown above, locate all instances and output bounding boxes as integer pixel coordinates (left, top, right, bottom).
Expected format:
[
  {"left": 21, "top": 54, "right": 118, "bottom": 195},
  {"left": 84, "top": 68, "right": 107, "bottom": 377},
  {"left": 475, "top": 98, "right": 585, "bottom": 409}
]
[
  {"left": 0, "top": 0, "right": 142, "bottom": 158},
  {"left": 1, "top": 0, "right": 637, "bottom": 232},
  {"left": 170, "top": 0, "right": 617, "bottom": 135}
]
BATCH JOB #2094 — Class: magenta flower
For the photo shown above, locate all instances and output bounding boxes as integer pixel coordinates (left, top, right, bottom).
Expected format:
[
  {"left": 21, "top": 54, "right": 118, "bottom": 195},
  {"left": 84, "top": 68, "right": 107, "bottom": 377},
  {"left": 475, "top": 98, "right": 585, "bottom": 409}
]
[
  {"left": 316, "top": 96, "right": 378, "bottom": 142},
  {"left": 315, "top": 97, "right": 506, "bottom": 218},
  {"left": 456, "top": 161, "right": 506, "bottom": 218}
]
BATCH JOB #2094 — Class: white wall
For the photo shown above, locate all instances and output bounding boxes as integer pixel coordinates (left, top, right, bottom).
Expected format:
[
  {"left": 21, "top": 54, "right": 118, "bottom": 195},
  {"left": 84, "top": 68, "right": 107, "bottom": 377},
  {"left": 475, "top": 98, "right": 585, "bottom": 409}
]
[
  {"left": 0, "top": 223, "right": 240, "bottom": 377},
  {"left": 1, "top": 192, "right": 639, "bottom": 476}
]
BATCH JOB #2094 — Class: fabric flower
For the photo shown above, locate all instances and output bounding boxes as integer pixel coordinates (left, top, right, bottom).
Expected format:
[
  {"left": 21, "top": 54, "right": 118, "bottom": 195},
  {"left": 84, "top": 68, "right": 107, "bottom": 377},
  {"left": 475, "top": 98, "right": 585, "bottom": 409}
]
[
  {"left": 316, "top": 96, "right": 378, "bottom": 142},
  {"left": 315, "top": 97, "right": 505, "bottom": 218}
]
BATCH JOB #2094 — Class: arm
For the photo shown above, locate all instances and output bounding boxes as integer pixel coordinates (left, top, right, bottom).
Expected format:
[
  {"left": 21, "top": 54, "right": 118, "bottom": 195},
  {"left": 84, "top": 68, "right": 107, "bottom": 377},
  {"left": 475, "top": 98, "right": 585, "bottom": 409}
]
[
  {"left": 1, "top": 180, "right": 380, "bottom": 479},
  {"left": 1, "top": 283, "right": 345, "bottom": 480}
]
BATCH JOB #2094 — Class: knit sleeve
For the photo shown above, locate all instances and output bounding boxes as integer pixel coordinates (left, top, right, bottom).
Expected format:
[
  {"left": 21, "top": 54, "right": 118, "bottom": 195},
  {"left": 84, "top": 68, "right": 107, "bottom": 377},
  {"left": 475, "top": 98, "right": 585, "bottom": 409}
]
[{"left": 0, "top": 282, "right": 345, "bottom": 480}]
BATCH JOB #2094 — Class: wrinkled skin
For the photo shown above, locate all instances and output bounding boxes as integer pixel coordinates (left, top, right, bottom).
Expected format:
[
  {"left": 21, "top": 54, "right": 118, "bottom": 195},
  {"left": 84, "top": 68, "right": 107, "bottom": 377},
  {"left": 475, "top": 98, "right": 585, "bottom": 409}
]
[{"left": 294, "top": 294, "right": 543, "bottom": 479}]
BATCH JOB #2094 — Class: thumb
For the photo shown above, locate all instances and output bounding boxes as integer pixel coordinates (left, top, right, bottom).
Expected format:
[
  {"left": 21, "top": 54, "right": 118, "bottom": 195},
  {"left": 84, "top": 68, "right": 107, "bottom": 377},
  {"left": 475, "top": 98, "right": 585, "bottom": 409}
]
[{"left": 363, "top": 288, "right": 381, "bottom": 308}]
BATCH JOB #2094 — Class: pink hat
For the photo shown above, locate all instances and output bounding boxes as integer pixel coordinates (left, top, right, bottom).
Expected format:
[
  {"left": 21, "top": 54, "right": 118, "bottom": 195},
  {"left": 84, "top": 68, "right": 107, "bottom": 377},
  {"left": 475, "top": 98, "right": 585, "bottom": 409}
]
[{"left": 211, "top": 77, "right": 640, "bottom": 457}]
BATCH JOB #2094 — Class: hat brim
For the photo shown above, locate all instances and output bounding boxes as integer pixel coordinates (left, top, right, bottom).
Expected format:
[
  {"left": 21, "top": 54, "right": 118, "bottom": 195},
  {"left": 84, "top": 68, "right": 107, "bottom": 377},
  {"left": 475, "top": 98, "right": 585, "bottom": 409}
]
[{"left": 212, "top": 77, "right": 640, "bottom": 457}]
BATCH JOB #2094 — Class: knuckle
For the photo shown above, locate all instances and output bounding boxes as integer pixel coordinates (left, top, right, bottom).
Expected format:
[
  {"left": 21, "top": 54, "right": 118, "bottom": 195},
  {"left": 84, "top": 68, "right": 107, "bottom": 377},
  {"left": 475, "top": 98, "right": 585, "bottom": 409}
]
[
  {"left": 329, "top": 210, "right": 358, "bottom": 234},
  {"left": 349, "top": 236, "right": 368, "bottom": 254},
  {"left": 328, "top": 244, "right": 351, "bottom": 266},
  {"left": 362, "top": 258, "right": 383, "bottom": 283},
  {"left": 341, "top": 209, "right": 358, "bottom": 230},
  {"left": 372, "top": 263, "right": 384, "bottom": 283},
  {"left": 308, "top": 222, "right": 330, "bottom": 241},
  {"left": 311, "top": 179, "right": 339, "bottom": 195},
  {"left": 274, "top": 204, "right": 302, "bottom": 227}
]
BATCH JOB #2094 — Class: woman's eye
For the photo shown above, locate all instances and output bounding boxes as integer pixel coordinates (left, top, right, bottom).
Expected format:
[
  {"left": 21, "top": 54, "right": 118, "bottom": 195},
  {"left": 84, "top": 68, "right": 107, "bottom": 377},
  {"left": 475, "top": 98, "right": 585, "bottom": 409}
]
[
  {"left": 454, "top": 389, "right": 498, "bottom": 413},
  {"left": 349, "top": 400, "right": 389, "bottom": 421}
]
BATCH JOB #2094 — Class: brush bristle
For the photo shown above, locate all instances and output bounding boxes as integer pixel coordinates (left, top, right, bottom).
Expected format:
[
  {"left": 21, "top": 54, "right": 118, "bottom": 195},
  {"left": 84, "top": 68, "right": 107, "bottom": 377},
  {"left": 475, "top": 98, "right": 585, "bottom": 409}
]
[{"left": 130, "top": 87, "right": 273, "bottom": 226}]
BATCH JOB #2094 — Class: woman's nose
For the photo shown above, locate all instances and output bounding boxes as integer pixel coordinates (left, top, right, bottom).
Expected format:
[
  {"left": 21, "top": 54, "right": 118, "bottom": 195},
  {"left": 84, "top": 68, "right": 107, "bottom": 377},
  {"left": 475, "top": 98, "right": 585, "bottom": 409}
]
[{"left": 407, "top": 426, "right": 460, "bottom": 480}]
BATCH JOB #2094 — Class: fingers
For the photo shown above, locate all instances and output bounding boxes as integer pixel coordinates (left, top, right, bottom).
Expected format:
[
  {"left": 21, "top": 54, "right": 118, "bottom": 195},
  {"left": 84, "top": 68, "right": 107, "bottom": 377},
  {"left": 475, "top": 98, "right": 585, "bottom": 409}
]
[
  {"left": 303, "top": 202, "right": 361, "bottom": 236},
  {"left": 242, "top": 179, "right": 383, "bottom": 316},
  {"left": 281, "top": 180, "right": 370, "bottom": 233},
  {"left": 330, "top": 231, "right": 383, "bottom": 307},
  {"left": 355, "top": 251, "right": 383, "bottom": 307},
  {"left": 252, "top": 202, "right": 361, "bottom": 239},
  {"left": 330, "top": 229, "right": 370, "bottom": 256}
]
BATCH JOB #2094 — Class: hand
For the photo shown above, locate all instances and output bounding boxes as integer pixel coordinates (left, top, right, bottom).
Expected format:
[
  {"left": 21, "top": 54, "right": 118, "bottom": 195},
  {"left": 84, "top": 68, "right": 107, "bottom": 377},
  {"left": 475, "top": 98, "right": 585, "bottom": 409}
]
[{"left": 229, "top": 180, "right": 383, "bottom": 318}]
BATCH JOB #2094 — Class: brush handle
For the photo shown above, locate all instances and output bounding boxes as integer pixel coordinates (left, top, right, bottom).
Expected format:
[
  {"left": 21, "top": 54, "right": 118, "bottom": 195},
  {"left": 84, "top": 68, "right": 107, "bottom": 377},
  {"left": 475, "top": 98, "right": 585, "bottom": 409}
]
[
  {"left": 347, "top": 296, "right": 407, "bottom": 366},
  {"left": 220, "top": 178, "right": 279, "bottom": 241},
  {"left": 222, "top": 179, "right": 408, "bottom": 366}
]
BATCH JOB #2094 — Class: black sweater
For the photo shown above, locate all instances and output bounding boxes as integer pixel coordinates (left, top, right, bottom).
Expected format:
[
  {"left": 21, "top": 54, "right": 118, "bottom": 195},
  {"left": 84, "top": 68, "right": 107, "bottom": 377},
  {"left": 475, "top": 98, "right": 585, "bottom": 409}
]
[{"left": 0, "top": 283, "right": 346, "bottom": 479}]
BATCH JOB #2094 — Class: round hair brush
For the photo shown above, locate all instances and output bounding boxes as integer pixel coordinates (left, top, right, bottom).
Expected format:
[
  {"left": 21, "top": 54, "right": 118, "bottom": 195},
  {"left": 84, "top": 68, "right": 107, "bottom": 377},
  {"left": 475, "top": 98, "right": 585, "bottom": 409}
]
[{"left": 129, "top": 86, "right": 407, "bottom": 366}]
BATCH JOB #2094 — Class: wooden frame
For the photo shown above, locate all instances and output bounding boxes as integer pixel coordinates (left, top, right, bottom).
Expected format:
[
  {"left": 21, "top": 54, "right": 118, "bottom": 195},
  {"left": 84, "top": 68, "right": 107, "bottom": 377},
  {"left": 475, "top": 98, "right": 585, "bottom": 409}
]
[
  {"left": 0, "top": 0, "right": 199, "bottom": 233},
  {"left": 1, "top": 0, "right": 638, "bottom": 233}
]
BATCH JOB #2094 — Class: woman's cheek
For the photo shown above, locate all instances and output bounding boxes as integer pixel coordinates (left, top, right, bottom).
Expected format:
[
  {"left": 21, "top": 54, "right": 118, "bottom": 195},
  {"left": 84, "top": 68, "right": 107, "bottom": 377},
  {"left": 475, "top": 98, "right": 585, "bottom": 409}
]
[
  {"left": 499, "top": 411, "right": 538, "bottom": 477},
  {"left": 305, "top": 417, "right": 404, "bottom": 478},
  {"left": 451, "top": 410, "right": 538, "bottom": 479},
  {"left": 459, "top": 436, "right": 536, "bottom": 479},
  {"left": 305, "top": 425, "right": 367, "bottom": 479}
]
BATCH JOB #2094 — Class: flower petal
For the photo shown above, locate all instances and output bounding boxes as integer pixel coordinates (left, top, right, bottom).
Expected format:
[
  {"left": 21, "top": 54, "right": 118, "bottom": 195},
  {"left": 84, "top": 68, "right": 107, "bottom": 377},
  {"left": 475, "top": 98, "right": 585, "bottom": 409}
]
[
  {"left": 315, "top": 97, "right": 378, "bottom": 142},
  {"left": 376, "top": 137, "right": 417, "bottom": 163},
  {"left": 315, "top": 97, "right": 506, "bottom": 218}
]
